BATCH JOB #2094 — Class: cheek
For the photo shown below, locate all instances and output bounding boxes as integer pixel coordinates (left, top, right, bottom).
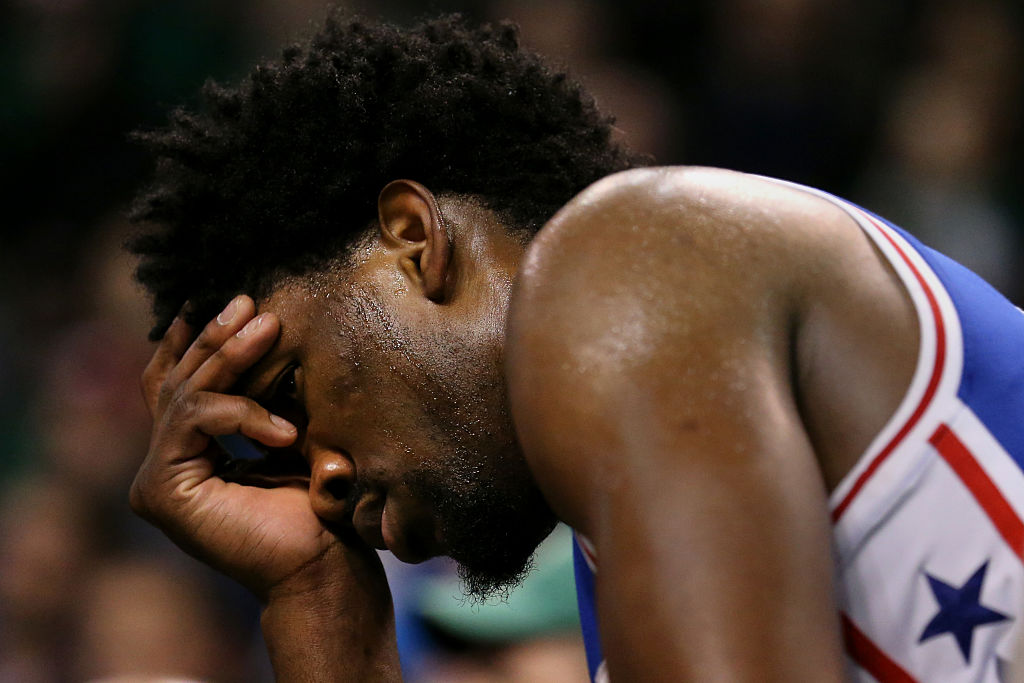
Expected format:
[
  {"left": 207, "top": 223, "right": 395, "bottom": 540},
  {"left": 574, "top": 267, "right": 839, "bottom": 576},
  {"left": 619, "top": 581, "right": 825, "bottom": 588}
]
[
  {"left": 352, "top": 373, "right": 441, "bottom": 442},
  {"left": 329, "top": 351, "right": 475, "bottom": 479},
  {"left": 342, "top": 410, "right": 437, "bottom": 484}
]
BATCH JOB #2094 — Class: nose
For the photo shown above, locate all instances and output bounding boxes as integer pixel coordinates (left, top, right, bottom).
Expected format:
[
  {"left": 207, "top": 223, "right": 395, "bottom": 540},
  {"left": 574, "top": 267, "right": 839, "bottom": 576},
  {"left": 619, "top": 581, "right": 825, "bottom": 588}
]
[{"left": 309, "top": 451, "right": 357, "bottom": 525}]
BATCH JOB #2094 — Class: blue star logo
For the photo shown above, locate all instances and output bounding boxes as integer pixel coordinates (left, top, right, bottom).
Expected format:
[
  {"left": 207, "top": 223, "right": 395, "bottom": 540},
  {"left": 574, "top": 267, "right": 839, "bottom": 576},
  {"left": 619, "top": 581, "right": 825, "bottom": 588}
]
[{"left": 919, "top": 561, "right": 1009, "bottom": 663}]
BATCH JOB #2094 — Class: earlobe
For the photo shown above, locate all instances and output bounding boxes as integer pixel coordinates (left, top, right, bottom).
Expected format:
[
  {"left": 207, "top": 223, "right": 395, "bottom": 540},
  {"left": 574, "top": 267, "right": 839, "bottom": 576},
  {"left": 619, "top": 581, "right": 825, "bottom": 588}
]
[{"left": 378, "top": 180, "right": 451, "bottom": 301}]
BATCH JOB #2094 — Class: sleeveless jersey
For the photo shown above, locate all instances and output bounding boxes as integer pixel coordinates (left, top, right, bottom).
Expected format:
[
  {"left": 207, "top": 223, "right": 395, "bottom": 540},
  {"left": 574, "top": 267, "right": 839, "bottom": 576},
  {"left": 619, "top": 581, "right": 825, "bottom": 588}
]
[{"left": 572, "top": 178, "right": 1024, "bottom": 682}]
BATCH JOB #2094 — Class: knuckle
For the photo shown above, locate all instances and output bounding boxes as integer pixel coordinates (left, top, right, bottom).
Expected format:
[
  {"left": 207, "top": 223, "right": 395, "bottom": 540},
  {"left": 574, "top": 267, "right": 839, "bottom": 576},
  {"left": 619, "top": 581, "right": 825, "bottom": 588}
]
[
  {"left": 128, "top": 477, "right": 152, "bottom": 518},
  {"left": 205, "top": 342, "right": 253, "bottom": 386},
  {"left": 192, "top": 327, "right": 220, "bottom": 354},
  {"left": 210, "top": 344, "right": 241, "bottom": 372},
  {"left": 168, "top": 388, "right": 201, "bottom": 420},
  {"left": 141, "top": 361, "right": 163, "bottom": 396},
  {"left": 219, "top": 394, "right": 247, "bottom": 424},
  {"left": 141, "top": 360, "right": 158, "bottom": 386},
  {"left": 140, "top": 374, "right": 153, "bottom": 405},
  {"left": 158, "top": 381, "right": 178, "bottom": 411},
  {"left": 141, "top": 371, "right": 162, "bottom": 406}
]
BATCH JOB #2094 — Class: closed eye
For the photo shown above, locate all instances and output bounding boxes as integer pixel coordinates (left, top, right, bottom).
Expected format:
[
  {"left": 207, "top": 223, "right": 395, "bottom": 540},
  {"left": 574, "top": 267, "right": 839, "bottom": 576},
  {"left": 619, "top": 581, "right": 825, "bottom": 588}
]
[
  {"left": 274, "top": 366, "right": 298, "bottom": 401},
  {"left": 265, "top": 365, "right": 306, "bottom": 426}
]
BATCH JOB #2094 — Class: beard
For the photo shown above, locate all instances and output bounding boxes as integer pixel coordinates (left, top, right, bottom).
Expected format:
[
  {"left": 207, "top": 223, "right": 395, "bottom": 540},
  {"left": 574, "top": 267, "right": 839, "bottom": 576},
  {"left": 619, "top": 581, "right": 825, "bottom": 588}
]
[{"left": 406, "top": 449, "right": 557, "bottom": 603}]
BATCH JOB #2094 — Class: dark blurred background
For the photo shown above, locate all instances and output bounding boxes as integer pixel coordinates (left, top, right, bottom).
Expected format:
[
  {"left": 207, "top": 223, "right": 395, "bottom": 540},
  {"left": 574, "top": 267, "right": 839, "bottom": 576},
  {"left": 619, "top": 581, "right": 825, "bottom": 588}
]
[{"left": 1, "top": 0, "right": 1021, "bottom": 681}]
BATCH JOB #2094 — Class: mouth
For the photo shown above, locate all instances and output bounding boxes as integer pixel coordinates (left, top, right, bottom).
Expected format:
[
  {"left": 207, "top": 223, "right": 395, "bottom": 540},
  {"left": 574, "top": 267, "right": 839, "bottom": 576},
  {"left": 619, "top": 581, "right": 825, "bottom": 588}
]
[
  {"left": 351, "top": 495, "right": 387, "bottom": 551},
  {"left": 354, "top": 496, "right": 441, "bottom": 564},
  {"left": 380, "top": 505, "right": 399, "bottom": 555}
]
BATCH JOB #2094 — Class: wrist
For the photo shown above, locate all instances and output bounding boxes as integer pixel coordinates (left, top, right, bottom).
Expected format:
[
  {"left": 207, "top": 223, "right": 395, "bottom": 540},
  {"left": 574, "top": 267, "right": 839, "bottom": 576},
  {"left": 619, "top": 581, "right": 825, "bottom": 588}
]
[{"left": 261, "top": 547, "right": 401, "bottom": 682}]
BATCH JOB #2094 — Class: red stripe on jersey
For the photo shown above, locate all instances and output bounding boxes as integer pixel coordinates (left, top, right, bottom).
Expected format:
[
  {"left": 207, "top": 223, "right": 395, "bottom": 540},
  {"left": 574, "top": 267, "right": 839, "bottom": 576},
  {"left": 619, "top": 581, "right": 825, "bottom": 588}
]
[
  {"left": 842, "top": 613, "right": 919, "bottom": 683},
  {"left": 580, "top": 537, "right": 598, "bottom": 569},
  {"left": 930, "top": 424, "right": 1024, "bottom": 558},
  {"left": 832, "top": 212, "right": 948, "bottom": 523}
]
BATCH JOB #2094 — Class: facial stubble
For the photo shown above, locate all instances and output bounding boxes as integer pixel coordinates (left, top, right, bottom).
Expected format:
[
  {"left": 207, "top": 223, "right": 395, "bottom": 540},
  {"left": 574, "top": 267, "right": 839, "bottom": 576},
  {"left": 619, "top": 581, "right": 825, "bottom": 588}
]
[
  {"left": 407, "top": 442, "right": 557, "bottom": 602},
  {"left": 351, "top": 284, "right": 558, "bottom": 601}
]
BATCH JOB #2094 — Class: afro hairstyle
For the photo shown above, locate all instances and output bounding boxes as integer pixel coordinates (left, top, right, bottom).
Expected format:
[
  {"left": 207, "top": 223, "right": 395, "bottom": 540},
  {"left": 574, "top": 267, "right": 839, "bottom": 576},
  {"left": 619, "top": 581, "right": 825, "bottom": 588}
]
[{"left": 129, "top": 12, "right": 640, "bottom": 339}]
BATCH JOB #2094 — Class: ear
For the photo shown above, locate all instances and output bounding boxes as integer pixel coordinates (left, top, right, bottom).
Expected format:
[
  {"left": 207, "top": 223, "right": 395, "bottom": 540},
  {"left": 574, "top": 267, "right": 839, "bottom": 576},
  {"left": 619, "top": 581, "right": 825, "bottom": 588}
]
[{"left": 377, "top": 179, "right": 452, "bottom": 301}]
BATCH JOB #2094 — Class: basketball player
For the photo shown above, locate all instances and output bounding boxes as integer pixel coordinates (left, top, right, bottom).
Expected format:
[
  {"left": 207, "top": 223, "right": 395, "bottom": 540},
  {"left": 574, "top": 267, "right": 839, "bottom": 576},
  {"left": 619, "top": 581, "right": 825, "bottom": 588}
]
[{"left": 128, "top": 14, "right": 1024, "bottom": 681}]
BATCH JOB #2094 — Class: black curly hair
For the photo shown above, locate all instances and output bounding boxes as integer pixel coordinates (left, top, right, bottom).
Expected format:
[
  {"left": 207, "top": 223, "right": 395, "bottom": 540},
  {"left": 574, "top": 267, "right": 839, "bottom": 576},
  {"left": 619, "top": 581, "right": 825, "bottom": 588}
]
[{"left": 129, "top": 13, "right": 640, "bottom": 339}]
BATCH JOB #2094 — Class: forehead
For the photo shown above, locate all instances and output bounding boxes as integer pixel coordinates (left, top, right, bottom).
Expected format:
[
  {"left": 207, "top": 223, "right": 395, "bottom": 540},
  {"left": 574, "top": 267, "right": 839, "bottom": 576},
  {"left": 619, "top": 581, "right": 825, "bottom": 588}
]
[
  {"left": 258, "top": 270, "right": 401, "bottom": 360},
  {"left": 261, "top": 276, "right": 352, "bottom": 341},
  {"left": 259, "top": 235, "right": 402, "bottom": 327}
]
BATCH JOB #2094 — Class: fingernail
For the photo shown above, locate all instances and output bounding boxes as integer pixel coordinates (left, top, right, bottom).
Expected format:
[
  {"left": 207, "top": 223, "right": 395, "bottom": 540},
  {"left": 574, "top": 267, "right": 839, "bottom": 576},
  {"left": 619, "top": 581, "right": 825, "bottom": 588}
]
[
  {"left": 217, "top": 297, "right": 240, "bottom": 325},
  {"left": 270, "top": 414, "right": 295, "bottom": 433},
  {"left": 236, "top": 313, "right": 264, "bottom": 338}
]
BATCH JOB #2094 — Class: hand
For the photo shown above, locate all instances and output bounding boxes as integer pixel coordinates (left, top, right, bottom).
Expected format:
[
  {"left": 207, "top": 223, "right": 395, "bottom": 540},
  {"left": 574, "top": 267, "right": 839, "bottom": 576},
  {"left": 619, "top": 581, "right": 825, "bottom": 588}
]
[
  {"left": 130, "top": 296, "right": 387, "bottom": 604},
  {"left": 132, "top": 297, "right": 401, "bottom": 680}
]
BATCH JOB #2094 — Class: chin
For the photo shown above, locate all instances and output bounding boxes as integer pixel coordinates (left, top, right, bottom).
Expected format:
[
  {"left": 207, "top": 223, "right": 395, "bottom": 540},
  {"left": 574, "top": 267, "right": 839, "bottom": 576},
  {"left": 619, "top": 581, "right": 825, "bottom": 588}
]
[
  {"left": 404, "top": 438, "right": 559, "bottom": 600},
  {"left": 443, "top": 504, "right": 558, "bottom": 603}
]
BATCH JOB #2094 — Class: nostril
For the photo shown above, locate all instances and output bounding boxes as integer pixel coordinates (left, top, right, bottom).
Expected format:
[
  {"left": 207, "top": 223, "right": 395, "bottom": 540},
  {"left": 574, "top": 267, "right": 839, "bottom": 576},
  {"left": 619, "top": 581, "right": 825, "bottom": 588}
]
[
  {"left": 310, "top": 454, "right": 360, "bottom": 524},
  {"left": 310, "top": 454, "right": 358, "bottom": 523},
  {"left": 323, "top": 477, "right": 350, "bottom": 502}
]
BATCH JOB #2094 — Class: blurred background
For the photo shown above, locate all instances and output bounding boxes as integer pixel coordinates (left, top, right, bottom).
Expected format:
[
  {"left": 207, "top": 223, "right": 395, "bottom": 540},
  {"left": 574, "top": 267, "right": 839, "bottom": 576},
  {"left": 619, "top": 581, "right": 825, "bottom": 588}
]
[{"left": 1, "top": 0, "right": 1021, "bottom": 680}]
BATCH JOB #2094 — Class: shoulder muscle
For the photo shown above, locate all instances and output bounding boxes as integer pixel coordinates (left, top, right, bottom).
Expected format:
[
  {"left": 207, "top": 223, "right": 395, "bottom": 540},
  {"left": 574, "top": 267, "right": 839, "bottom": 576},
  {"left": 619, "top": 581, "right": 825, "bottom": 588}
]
[
  {"left": 505, "top": 167, "right": 849, "bottom": 678},
  {"left": 505, "top": 167, "right": 826, "bottom": 526}
]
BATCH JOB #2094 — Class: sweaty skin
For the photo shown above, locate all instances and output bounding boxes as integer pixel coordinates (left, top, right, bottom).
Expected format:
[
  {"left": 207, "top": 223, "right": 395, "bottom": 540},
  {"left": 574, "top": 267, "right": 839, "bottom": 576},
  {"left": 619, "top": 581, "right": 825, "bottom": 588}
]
[
  {"left": 507, "top": 167, "right": 917, "bottom": 680},
  {"left": 132, "top": 167, "right": 919, "bottom": 681}
]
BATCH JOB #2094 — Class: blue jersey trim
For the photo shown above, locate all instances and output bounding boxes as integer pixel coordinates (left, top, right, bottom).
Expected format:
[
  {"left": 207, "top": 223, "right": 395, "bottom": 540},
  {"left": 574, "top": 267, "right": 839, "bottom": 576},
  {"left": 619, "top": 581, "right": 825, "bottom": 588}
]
[
  {"left": 573, "top": 537, "right": 604, "bottom": 680},
  {"left": 872, "top": 217, "right": 1024, "bottom": 471}
]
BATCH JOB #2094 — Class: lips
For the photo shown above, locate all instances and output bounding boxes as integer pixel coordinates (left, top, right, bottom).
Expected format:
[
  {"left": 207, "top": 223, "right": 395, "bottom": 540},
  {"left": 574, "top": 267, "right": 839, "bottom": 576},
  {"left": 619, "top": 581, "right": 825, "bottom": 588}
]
[
  {"left": 380, "top": 505, "right": 399, "bottom": 555},
  {"left": 378, "top": 500, "right": 421, "bottom": 563},
  {"left": 351, "top": 496, "right": 387, "bottom": 551},
  {"left": 350, "top": 490, "right": 445, "bottom": 563}
]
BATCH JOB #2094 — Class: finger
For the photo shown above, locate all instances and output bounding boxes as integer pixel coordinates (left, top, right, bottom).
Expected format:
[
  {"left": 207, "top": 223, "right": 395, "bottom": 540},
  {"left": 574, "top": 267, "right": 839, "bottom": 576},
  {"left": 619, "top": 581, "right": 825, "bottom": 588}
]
[
  {"left": 158, "top": 391, "right": 298, "bottom": 465},
  {"left": 184, "top": 311, "right": 282, "bottom": 395},
  {"left": 131, "top": 392, "right": 298, "bottom": 532},
  {"left": 164, "top": 295, "right": 256, "bottom": 393},
  {"left": 141, "top": 315, "right": 193, "bottom": 416},
  {"left": 202, "top": 392, "right": 298, "bottom": 447}
]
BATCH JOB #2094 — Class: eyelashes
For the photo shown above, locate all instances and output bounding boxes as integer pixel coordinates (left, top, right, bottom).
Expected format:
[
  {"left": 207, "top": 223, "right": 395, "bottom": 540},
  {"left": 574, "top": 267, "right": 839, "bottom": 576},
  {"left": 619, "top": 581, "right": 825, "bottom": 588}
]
[
  {"left": 266, "top": 365, "right": 304, "bottom": 420},
  {"left": 276, "top": 366, "right": 298, "bottom": 401}
]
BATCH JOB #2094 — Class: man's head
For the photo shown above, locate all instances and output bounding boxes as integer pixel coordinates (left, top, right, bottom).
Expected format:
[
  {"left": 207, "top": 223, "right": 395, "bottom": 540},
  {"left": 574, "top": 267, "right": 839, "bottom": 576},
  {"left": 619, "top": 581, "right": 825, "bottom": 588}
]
[
  {"left": 130, "top": 13, "right": 636, "bottom": 599},
  {"left": 130, "top": 13, "right": 636, "bottom": 338}
]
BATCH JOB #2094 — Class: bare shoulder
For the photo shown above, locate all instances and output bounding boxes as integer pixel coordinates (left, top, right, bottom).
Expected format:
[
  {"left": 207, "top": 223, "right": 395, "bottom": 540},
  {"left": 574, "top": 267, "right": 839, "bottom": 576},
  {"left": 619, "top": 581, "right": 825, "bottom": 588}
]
[
  {"left": 506, "top": 165, "right": 856, "bottom": 381},
  {"left": 506, "top": 166, "right": 863, "bottom": 679},
  {"left": 511, "top": 166, "right": 857, "bottom": 324},
  {"left": 504, "top": 166, "right": 914, "bottom": 528}
]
